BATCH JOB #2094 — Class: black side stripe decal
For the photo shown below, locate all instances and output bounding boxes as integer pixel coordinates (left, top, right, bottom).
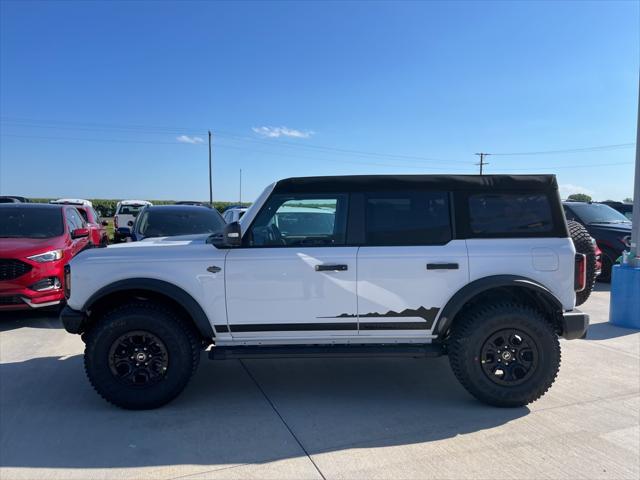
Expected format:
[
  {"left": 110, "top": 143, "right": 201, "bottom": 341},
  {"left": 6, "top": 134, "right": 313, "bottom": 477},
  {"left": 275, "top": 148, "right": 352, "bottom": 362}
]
[
  {"left": 360, "top": 322, "right": 429, "bottom": 330},
  {"left": 214, "top": 321, "right": 431, "bottom": 333}
]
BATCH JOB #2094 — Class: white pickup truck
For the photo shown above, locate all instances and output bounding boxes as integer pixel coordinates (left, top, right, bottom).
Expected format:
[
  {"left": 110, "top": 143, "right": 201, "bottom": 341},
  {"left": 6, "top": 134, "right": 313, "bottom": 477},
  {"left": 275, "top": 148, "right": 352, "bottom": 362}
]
[{"left": 61, "top": 174, "right": 588, "bottom": 410}]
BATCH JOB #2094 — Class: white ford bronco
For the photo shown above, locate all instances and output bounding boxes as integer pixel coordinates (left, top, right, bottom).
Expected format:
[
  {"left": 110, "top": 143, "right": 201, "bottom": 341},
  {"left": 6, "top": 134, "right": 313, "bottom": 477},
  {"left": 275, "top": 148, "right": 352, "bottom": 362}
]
[{"left": 61, "top": 175, "right": 589, "bottom": 410}]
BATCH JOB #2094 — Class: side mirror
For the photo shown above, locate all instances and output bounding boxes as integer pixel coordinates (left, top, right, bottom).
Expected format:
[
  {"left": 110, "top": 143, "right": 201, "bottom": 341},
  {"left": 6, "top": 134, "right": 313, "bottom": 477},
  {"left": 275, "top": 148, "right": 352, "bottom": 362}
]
[
  {"left": 222, "top": 221, "right": 242, "bottom": 247},
  {"left": 101, "top": 220, "right": 109, "bottom": 227},
  {"left": 71, "top": 228, "right": 89, "bottom": 239},
  {"left": 117, "top": 227, "right": 132, "bottom": 237}
]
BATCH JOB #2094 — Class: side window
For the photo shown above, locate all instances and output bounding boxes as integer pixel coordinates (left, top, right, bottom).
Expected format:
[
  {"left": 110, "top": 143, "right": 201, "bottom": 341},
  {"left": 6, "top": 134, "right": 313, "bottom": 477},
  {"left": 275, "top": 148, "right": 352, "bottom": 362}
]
[
  {"left": 64, "top": 210, "right": 75, "bottom": 233},
  {"left": 563, "top": 206, "right": 577, "bottom": 221},
  {"left": 65, "top": 209, "right": 82, "bottom": 232},
  {"left": 77, "top": 208, "right": 89, "bottom": 223},
  {"left": 469, "top": 193, "right": 553, "bottom": 235},
  {"left": 364, "top": 191, "right": 451, "bottom": 246},
  {"left": 248, "top": 195, "right": 348, "bottom": 247}
]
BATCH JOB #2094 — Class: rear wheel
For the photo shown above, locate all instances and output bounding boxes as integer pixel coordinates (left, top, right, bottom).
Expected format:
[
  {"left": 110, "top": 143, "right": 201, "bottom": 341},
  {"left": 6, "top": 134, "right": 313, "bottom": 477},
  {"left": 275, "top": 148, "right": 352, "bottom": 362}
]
[
  {"left": 598, "top": 250, "right": 614, "bottom": 283},
  {"left": 448, "top": 303, "right": 560, "bottom": 407},
  {"left": 84, "top": 302, "right": 201, "bottom": 409},
  {"left": 567, "top": 220, "right": 596, "bottom": 305}
]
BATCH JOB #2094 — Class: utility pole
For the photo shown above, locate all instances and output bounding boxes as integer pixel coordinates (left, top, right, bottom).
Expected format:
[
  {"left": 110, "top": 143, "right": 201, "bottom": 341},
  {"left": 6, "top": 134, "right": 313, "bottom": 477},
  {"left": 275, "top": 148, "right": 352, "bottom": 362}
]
[
  {"left": 475, "top": 153, "right": 490, "bottom": 175},
  {"left": 631, "top": 79, "right": 640, "bottom": 264},
  {"left": 239, "top": 168, "right": 242, "bottom": 205},
  {"left": 208, "top": 130, "right": 213, "bottom": 206}
]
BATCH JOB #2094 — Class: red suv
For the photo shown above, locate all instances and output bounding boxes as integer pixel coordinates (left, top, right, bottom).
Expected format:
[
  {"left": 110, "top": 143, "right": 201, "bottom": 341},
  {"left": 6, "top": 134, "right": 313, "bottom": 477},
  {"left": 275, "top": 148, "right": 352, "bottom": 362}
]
[
  {"left": 0, "top": 203, "right": 91, "bottom": 311},
  {"left": 51, "top": 199, "right": 109, "bottom": 247}
]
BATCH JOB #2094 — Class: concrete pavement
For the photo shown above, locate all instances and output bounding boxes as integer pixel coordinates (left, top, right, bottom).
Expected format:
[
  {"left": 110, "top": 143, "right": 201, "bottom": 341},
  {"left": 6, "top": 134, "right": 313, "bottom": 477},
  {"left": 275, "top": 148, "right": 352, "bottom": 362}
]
[{"left": 1, "top": 283, "right": 638, "bottom": 479}]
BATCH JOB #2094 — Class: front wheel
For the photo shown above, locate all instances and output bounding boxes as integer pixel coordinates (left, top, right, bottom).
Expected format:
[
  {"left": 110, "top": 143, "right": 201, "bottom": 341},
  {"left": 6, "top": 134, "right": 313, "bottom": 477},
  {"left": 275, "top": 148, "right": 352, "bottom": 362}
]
[
  {"left": 448, "top": 303, "right": 560, "bottom": 407},
  {"left": 84, "top": 302, "right": 201, "bottom": 409}
]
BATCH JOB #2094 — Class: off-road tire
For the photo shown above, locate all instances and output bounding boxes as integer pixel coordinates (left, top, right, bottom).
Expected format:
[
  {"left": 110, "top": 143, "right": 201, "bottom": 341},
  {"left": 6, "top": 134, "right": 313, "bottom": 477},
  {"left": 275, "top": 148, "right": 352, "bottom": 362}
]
[
  {"left": 83, "top": 302, "right": 200, "bottom": 410},
  {"left": 567, "top": 220, "right": 597, "bottom": 305},
  {"left": 448, "top": 303, "right": 560, "bottom": 407}
]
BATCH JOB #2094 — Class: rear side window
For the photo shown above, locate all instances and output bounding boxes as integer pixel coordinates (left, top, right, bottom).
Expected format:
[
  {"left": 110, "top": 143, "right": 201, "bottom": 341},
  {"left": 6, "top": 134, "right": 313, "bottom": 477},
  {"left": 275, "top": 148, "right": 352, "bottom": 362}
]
[
  {"left": 469, "top": 193, "right": 553, "bottom": 235},
  {"left": 364, "top": 191, "right": 451, "bottom": 246}
]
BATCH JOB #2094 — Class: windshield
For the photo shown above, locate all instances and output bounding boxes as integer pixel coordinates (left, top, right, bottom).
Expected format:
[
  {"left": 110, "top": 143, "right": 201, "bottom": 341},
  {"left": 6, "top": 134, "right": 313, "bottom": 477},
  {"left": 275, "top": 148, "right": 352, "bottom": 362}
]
[
  {"left": 0, "top": 207, "right": 64, "bottom": 238},
  {"left": 137, "top": 209, "right": 225, "bottom": 238},
  {"left": 569, "top": 203, "right": 631, "bottom": 225}
]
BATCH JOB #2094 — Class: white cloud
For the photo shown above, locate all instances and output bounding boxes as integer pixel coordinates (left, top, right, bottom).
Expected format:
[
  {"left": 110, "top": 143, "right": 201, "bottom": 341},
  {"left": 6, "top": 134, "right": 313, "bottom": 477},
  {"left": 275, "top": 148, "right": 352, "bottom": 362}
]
[
  {"left": 559, "top": 183, "right": 594, "bottom": 198},
  {"left": 252, "top": 126, "right": 314, "bottom": 139},
  {"left": 176, "top": 135, "right": 204, "bottom": 144}
]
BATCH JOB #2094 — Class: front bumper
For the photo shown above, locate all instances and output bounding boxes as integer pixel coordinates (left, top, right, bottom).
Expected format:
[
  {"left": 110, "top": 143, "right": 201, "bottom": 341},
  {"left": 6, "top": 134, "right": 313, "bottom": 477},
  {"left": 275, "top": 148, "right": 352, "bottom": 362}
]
[
  {"left": 60, "top": 305, "right": 86, "bottom": 334},
  {"left": 0, "top": 288, "right": 64, "bottom": 311},
  {"left": 561, "top": 309, "right": 589, "bottom": 340},
  {"left": 0, "top": 259, "right": 65, "bottom": 311}
]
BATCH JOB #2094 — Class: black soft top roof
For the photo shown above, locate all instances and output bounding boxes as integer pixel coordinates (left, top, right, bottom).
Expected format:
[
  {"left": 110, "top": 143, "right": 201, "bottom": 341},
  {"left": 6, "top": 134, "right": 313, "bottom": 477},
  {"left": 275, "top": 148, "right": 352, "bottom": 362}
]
[{"left": 273, "top": 174, "right": 558, "bottom": 194}]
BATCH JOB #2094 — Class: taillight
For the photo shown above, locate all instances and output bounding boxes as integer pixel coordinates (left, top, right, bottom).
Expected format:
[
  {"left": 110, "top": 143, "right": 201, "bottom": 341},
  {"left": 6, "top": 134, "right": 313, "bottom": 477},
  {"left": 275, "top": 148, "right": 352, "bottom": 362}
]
[
  {"left": 114, "top": 216, "right": 118, "bottom": 228},
  {"left": 63, "top": 264, "right": 71, "bottom": 299},
  {"left": 575, "top": 253, "right": 587, "bottom": 292}
]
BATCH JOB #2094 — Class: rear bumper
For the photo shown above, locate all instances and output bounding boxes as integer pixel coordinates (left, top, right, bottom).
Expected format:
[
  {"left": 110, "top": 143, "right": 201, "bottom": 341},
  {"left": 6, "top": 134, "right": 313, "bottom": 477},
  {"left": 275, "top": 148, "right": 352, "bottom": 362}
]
[
  {"left": 561, "top": 309, "right": 589, "bottom": 340},
  {"left": 60, "top": 305, "right": 86, "bottom": 334}
]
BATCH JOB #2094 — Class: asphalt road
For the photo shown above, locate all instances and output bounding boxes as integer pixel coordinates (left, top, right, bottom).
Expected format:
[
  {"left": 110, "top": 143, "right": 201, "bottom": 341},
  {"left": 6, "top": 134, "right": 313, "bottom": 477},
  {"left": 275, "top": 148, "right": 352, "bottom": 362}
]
[{"left": 1, "top": 284, "right": 638, "bottom": 480}]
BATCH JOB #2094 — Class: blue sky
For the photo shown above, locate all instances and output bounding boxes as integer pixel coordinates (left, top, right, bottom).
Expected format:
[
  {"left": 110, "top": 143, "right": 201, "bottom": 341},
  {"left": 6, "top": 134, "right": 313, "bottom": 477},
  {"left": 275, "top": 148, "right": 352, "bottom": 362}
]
[{"left": 0, "top": 0, "right": 638, "bottom": 202}]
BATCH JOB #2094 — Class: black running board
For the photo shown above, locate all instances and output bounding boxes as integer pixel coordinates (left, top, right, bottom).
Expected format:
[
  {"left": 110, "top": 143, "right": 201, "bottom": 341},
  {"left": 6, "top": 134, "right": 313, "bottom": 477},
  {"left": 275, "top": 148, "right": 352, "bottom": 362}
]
[{"left": 208, "top": 344, "right": 445, "bottom": 360}]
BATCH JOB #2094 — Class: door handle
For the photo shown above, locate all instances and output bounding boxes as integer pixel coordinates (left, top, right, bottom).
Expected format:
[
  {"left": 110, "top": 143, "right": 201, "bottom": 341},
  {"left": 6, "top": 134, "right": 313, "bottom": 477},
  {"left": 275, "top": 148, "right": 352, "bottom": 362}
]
[
  {"left": 315, "top": 264, "right": 348, "bottom": 272},
  {"left": 426, "top": 263, "right": 459, "bottom": 270}
]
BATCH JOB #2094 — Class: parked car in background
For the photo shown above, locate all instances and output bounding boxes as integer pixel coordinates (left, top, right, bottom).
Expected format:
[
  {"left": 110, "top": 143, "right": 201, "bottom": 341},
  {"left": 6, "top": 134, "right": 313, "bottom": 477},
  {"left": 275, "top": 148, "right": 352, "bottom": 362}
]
[
  {"left": 119, "top": 204, "right": 225, "bottom": 241},
  {"left": 600, "top": 201, "right": 633, "bottom": 221},
  {"left": 222, "top": 206, "right": 248, "bottom": 223},
  {"left": 0, "top": 196, "right": 28, "bottom": 203},
  {"left": 50, "top": 199, "right": 109, "bottom": 247},
  {"left": 563, "top": 201, "right": 632, "bottom": 281},
  {"left": 113, "top": 200, "right": 152, "bottom": 242},
  {"left": 0, "top": 203, "right": 90, "bottom": 311}
]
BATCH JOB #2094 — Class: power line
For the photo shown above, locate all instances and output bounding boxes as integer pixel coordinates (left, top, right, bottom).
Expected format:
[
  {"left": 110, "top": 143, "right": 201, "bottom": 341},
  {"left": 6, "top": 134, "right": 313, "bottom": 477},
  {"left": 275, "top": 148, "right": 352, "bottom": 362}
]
[
  {"left": 490, "top": 143, "right": 635, "bottom": 156},
  {"left": 492, "top": 161, "right": 634, "bottom": 171},
  {"left": 0, "top": 117, "right": 467, "bottom": 164},
  {"left": 0, "top": 132, "right": 474, "bottom": 171}
]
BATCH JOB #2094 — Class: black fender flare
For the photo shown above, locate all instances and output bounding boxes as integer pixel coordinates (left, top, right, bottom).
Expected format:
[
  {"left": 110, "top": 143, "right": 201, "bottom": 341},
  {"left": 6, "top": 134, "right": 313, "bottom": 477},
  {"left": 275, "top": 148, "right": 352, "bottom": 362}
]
[
  {"left": 83, "top": 278, "right": 215, "bottom": 339},
  {"left": 433, "top": 275, "right": 564, "bottom": 336}
]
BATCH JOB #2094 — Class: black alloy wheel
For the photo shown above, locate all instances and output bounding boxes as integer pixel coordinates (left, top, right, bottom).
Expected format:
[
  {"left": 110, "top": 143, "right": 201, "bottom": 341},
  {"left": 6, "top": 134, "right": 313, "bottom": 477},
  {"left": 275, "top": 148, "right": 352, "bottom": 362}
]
[
  {"left": 108, "top": 330, "right": 169, "bottom": 387},
  {"left": 479, "top": 329, "right": 538, "bottom": 386}
]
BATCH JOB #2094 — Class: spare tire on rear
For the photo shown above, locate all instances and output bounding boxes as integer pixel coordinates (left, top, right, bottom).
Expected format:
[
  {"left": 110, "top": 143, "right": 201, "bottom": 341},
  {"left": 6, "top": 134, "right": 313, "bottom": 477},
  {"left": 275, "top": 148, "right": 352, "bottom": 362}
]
[{"left": 567, "top": 220, "right": 597, "bottom": 306}]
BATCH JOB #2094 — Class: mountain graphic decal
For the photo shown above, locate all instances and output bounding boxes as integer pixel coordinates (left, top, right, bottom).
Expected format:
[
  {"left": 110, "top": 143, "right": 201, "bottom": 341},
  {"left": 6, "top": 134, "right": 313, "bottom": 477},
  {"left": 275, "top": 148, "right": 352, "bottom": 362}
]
[{"left": 318, "top": 306, "right": 439, "bottom": 329}]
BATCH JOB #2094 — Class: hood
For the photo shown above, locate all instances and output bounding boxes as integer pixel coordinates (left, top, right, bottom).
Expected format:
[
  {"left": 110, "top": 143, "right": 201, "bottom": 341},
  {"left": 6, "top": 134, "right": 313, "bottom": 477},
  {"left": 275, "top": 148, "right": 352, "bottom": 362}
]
[
  {"left": 588, "top": 222, "right": 632, "bottom": 234},
  {"left": 70, "top": 232, "right": 225, "bottom": 266},
  {"left": 109, "top": 234, "right": 211, "bottom": 249},
  {"left": 0, "top": 237, "right": 64, "bottom": 258}
]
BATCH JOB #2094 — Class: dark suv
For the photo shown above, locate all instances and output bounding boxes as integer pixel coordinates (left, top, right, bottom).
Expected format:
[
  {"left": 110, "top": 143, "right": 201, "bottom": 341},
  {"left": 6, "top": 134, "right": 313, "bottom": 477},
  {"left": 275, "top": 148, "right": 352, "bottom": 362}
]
[{"left": 563, "top": 201, "right": 632, "bottom": 281}]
